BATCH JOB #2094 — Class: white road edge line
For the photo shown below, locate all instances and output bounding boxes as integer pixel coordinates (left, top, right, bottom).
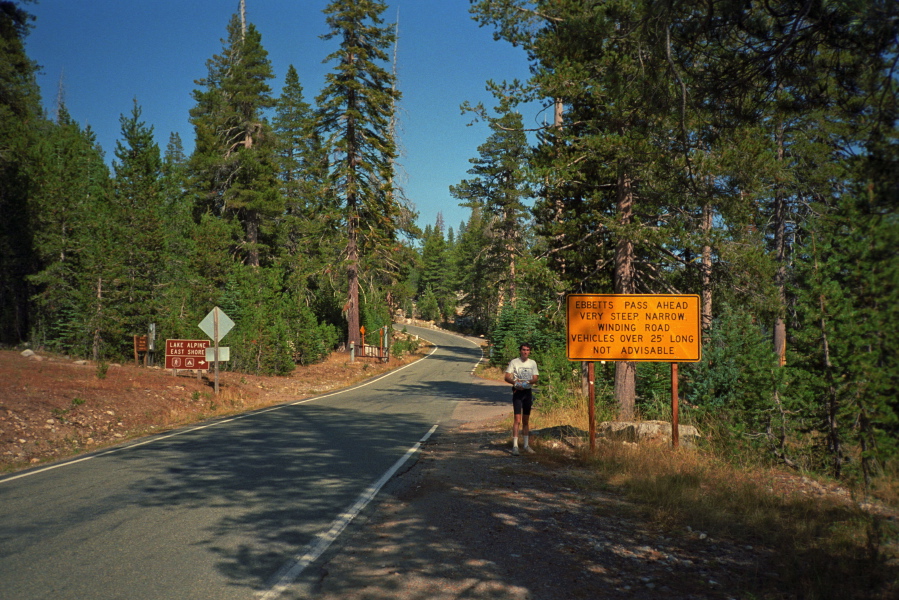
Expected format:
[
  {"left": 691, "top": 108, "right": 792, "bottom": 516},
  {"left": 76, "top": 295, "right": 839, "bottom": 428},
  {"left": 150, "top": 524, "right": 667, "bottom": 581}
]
[
  {"left": 1, "top": 327, "right": 479, "bottom": 485},
  {"left": 1, "top": 344, "right": 444, "bottom": 485},
  {"left": 257, "top": 424, "right": 439, "bottom": 600},
  {"left": 289, "top": 343, "right": 440, "bottom": 406}
]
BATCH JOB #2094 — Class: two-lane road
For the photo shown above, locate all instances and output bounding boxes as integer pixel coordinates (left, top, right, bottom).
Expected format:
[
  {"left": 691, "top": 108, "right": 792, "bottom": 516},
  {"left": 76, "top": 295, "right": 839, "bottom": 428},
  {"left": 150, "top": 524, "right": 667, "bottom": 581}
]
[{"left": 0, "top": 326, "right": 507, "bottom": 599}]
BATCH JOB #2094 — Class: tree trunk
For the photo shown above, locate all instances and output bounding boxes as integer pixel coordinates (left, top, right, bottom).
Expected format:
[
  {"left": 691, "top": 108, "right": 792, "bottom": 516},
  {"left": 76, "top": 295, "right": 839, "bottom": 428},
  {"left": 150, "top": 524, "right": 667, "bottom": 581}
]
[
  {"left": 821, "top": 312, "right": 841, "bottom": 477},
  {"left": 549, "top": 98, "right": 566, "bottom": 277},
  {"left": 614, "top": 165, "right": 636, "bottom": 420},
  {"left": 507, "top": 210, "right": 517, "bottom": 304},
  {"left": 773, "top": 118, "right": 787, "bottom": 366},
  {"left": 508, "top": 249, "right": 517, "bottom": 305},
  {"left": 92, "top": 277, "right": 102, "bottom": 362},
  {"left": 347, "top": 205, "right": 360, "bottom": 347},
  {"left": 812, "top": 233, "right": 842, "bottom": 477},
  {"left": 701, "top": 202, "right": 713, "bottom": 333},
  {"left": 345, "top": 44, "right": 361, "bottom": 348},
  {"left": 246, "top": 211, "right": 259, "bottom": 268}
]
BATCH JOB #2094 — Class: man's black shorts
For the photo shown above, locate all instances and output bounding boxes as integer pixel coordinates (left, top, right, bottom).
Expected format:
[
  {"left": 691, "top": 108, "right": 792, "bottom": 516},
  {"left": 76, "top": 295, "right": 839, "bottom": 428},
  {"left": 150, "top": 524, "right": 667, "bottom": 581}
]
[{"left": 512, "top": 388, "right": 533, "bottom": 415}]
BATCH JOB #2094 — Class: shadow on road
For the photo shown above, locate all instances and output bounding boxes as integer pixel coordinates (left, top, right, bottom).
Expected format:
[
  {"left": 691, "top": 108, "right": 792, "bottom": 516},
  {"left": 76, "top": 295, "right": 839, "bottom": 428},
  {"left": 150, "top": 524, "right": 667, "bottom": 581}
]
[{"left": 99, "top": 341, "right": 510, "bottom": 595}]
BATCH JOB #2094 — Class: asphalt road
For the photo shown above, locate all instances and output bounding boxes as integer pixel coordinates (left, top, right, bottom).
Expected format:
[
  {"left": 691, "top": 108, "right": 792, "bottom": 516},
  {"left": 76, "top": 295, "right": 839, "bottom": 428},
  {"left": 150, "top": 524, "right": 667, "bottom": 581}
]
[{"left": 0, "top": 326, "right": 508, "bottom": 600}]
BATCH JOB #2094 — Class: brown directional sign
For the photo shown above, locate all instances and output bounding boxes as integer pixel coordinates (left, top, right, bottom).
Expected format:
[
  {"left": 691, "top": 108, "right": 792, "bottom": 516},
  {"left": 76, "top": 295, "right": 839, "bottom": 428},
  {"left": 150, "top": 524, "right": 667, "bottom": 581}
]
[
  {"left": 165, "top": 339, "right": 210, "bottom": 370},
  {"left": 567, "top": 294, "right": 702, "bottom": 362}
]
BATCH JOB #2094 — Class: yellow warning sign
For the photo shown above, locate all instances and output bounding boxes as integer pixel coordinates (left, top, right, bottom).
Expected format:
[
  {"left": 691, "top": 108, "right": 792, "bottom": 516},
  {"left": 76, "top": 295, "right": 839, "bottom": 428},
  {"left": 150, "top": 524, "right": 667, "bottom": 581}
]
[{"left": 567, "top": 294, "right": 702, "bottom": 362}]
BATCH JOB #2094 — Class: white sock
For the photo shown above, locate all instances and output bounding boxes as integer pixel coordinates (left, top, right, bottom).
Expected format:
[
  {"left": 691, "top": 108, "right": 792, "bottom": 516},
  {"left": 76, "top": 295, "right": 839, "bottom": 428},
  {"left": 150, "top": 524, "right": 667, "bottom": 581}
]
[
  {"left": 513, "top": 437, "right": 519, "bottom": 448},
  {"left": 523, "top": 436, "right": 529, "bottom": 448}
]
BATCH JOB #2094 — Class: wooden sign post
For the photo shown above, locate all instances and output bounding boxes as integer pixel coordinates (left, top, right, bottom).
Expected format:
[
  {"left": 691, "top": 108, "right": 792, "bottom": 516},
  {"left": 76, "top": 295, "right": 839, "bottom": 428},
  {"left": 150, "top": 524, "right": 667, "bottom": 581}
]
[{"left": 133, "top": 335, "right": 148, "bottom": 366}]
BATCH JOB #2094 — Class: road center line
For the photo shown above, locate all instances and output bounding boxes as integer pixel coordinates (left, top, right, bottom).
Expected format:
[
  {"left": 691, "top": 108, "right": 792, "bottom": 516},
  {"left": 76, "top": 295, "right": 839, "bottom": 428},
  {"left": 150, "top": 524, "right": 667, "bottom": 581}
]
[{"left": 258, "top": 424, "right": 439, "bottom": 600}]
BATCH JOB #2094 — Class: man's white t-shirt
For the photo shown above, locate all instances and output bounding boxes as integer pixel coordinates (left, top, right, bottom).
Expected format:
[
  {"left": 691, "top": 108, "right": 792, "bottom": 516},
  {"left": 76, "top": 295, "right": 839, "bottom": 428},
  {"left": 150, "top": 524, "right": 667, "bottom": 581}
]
[{"left": 506, "top": 357, "right": 538, "bottom": 388}]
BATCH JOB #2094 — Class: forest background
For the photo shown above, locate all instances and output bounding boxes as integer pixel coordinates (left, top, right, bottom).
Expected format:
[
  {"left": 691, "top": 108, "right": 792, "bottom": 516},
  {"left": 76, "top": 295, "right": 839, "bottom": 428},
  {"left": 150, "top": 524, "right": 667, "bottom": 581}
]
[{"left": 1, "top": 0, "right": 897, "bottom": 494}]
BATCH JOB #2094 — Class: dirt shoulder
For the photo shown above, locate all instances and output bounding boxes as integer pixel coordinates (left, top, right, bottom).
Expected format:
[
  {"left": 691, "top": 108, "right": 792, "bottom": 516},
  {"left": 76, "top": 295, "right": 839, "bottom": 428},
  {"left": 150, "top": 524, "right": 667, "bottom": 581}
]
[
  {"left": 302, "top": 415, "right": 783, "bottom": 600},
  {"left": 0, "top": 347, "right": 426, "bottom": 474}
]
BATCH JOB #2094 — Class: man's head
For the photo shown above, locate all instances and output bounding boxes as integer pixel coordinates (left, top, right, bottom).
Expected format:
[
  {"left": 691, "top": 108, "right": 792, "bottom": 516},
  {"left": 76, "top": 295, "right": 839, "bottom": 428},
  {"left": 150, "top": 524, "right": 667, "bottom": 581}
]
[{"left": 519, "top": 343, "right": 532, "bottom": 359}]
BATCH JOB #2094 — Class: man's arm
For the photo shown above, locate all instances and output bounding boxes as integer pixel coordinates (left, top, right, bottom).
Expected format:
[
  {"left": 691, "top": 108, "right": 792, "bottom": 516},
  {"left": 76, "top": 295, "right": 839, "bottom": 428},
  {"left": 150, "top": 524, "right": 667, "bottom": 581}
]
[{"left": 504, "top": 369, "right": 516, "bottom": 385}]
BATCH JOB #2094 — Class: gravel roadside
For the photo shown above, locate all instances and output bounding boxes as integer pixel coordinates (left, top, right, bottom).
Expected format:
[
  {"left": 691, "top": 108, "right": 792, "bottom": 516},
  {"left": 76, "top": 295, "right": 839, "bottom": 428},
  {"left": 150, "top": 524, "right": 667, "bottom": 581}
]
[{"left": 286, "top": 393, "right": 779, "bottom": 600}]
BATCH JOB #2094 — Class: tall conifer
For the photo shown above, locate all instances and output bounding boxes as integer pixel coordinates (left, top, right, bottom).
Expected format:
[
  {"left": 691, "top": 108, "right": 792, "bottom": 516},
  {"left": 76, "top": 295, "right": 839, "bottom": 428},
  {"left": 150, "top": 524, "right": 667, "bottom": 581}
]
[
  {"left": 107, "top": 101, "right": 167, "bottom": 353},
  {"left": 29, "top": 108, "right": 112, "bottom": 356},
  {"left": 0, "top": 0, "right": 42, "bottom": 343},
  {"left": 451, "top": 102, "right": 532, "bottom": 312},
  {"left": 316, "top": 0, "right": 404, "bottom": 346},
  {"left": 189, "top": 12, "right": 281, "bottom": 267}
]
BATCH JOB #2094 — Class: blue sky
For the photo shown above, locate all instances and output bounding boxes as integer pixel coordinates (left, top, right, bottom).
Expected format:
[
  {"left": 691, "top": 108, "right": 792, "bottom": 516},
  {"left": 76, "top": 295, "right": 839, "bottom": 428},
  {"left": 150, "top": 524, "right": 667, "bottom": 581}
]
[{"left": 24, "top": 0, "right": 546, "bottom": 234}]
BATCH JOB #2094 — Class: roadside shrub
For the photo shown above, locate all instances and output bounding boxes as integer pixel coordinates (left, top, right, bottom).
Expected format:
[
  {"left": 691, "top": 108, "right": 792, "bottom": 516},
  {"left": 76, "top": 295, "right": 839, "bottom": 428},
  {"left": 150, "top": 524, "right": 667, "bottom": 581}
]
[
  {"left": 635, "top": 361, "right": 674, "bottom": 420},
  {"left": 532, "top": 342, "right": 581, "bottom": 409},
  {"left": 488, "top": 303, "right": 545, "bottom": 367},
  {"left": 391, "top": 328, "right": 420, "bottom": 358}
]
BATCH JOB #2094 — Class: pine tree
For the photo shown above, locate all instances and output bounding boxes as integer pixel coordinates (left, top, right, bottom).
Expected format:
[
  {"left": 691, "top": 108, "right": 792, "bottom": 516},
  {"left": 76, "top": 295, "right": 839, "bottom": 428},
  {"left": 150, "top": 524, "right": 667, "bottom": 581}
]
[
  {"left": 29, "top": 107, "right": 112, "bottom": 356},
  {"left": 316, "top": 0, "right": 405, "bottom": 347},
  {"left": 0, "top": 0, "right": 42, "bottom": 343},
  {"left": 107, "top": 101, "right": 167, "bottom": 354},
  {"left": 273, "top": 65, "right": 329, "bottom": 218},
  {"left": 154, "top": 131, "right": 199, "bottom": 348},
  {"left": 454, "top": 205, "right": 495, "bottom": 333},
  {"left": 272, "top": 64, "right": 337, "bottom": 299},
  {"left": 188, "top": 12, "right": 281, "bottom": 267},
  {"left": 417, "top": 219, "right": 456, "bottom": 322},
  {"left": 451, "top": 101, "right": 533, "bottom": 313},
  {"left": 161, "top": 132, "right": 192, "bottom": 237}
]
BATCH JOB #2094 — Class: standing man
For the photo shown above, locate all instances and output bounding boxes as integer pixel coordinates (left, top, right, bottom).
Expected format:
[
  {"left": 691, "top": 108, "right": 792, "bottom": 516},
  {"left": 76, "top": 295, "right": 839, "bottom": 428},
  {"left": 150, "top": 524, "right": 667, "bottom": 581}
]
[{"left": 504, "top": 343, "right": 539, "bottom": 455}]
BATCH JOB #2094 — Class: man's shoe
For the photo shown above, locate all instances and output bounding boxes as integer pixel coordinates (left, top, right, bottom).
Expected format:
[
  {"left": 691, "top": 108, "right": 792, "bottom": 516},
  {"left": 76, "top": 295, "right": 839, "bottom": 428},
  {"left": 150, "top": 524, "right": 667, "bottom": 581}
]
[
  {"left": 523, "top": 446, "right": 535, "bottom": 454},
  {"left": 511, "top": 446, "right": 520, "bottom": 456}
]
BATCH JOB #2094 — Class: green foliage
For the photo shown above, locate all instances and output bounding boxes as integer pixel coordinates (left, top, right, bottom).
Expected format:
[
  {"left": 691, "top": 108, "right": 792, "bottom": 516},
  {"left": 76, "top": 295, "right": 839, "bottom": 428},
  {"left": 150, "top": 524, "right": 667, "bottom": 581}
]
[
  {"left": 0, "top": 0, "right": 43, "bottom": 344},
  {"left": 488, "top": 303, "right": 542, "bottom": 367},
  {"left": 28, "top": 108, "right": 113, "bottom": 359},
  {"left": 390, "top": 328, "right": 420, "bottom": 359},
  {"left": 634, "top": 362, "right": 674, "bottom": 421},
  {"left": 292, "top": 308, "right": 338, "bottom": 367},
  {"left": 360, "top": 288, "right": 391, "bottom": 340},
  {"left": 101, "top": 101, "right": 169, "bottom": 359},
  {"left": 188, "top": 13, "right": 281, "bottom": 267},
  {"left": 488, "top": 303, "right": 579, "bottom": 408},
  {"left": 417, "top": 219, "right": 457, "bottom": 322},
  {"left": 530, "top": 342, "right": 580, "bottom": 409},
  {"left": 790, "top": 178, "right": 899, "bottom": 481},
  {"left": 680, "top": 305, "right": 823, "bottom": 469},
  {"left": 95, "top": 361, "right": 108, "bottom": 380},
  {"left": 684, "top": 306, "right": 778, "bottom": 412},
  {"left": 317, "top": 0, "right": 412, "bottom": 345},
  {"left": 451, "top": 102, "right": 534, "bottom": 325},
  {"left": 452, "top": 206, "right": 495, "bottom": 332},
  {"left": 417, "top": 285, "right": 439, "bottom": 322},
  {"left": 218, "top": 266, "right": 338, "bottom": 375}
]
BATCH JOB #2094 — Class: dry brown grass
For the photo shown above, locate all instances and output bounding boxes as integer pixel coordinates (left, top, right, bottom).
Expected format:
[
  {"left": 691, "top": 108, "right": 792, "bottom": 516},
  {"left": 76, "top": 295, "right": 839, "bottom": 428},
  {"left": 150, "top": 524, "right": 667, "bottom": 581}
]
[{"left": 525, "top": 404, "right": 899, "bottom": 600}]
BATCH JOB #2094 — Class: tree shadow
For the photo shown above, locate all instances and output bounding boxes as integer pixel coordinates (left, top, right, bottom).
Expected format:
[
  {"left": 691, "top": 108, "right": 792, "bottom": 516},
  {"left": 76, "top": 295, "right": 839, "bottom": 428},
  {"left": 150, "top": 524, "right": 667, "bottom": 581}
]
[{"left": 113, "top": 403, "right": 441, "bottom": 592}]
